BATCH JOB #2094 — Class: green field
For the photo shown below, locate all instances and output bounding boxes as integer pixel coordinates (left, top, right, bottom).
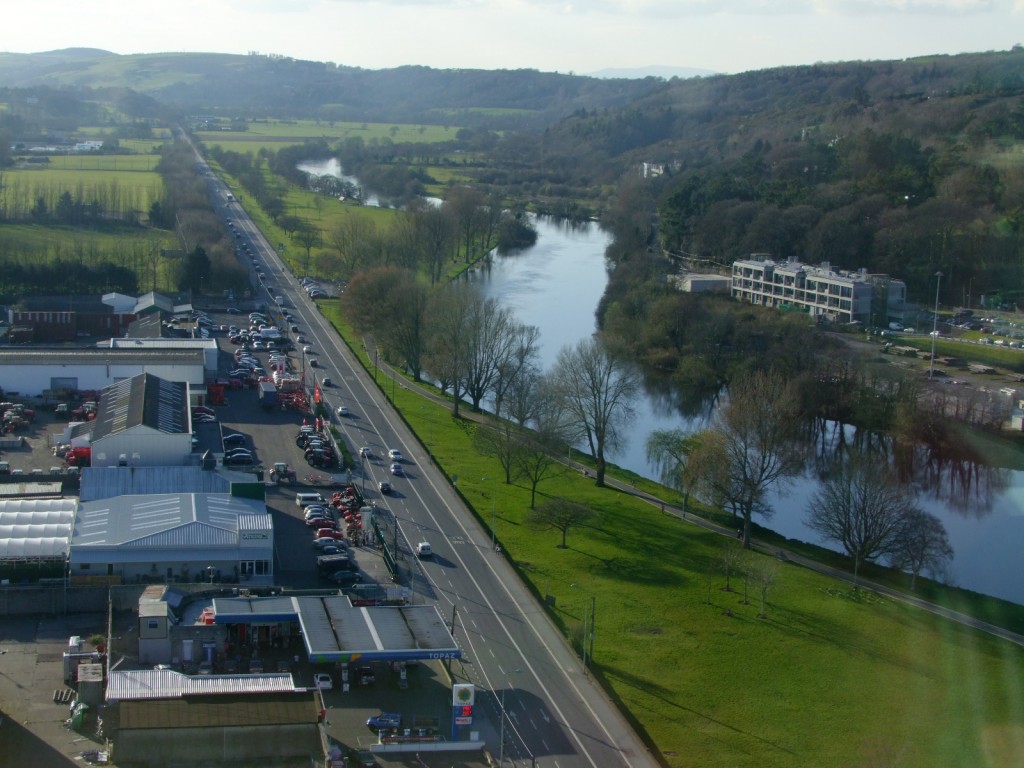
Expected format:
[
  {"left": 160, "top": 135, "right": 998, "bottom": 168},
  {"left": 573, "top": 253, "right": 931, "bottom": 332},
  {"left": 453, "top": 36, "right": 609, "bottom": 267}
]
[
  {"left": 198, "top": 118, "right": 459, "bottom": 151},
  {"left": 319, "top": 303, "right": 1024, "bottom": 768}
]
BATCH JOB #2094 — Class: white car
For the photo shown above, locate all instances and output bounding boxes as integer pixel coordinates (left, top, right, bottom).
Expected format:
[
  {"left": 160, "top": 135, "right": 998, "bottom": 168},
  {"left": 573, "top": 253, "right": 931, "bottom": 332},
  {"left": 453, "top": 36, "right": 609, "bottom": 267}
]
[
  {"left": 336, "top": 405, "right": 349, "bottom": 417},
  {"left": 388, "top": 449, "right": 402, "bottom": 462},
  {"left": 314, "top": 672, "right": 333, "bottom": 690},
  {"left": 303, "top": 345, "right": 313, "bottom": 354}
]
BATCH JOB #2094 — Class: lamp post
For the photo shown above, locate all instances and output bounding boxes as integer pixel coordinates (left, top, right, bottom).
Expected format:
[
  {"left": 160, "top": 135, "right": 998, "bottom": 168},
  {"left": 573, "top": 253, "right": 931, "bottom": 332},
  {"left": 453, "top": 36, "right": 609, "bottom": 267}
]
[
  {"left": 929, "top": 271, "right": 943, "bottom": 379},
  {"left": 482, "top": 476, "right": 496, "bottom": 551},
  {"left": 570, "top": 583, "right": 595, "bottom": 675}
]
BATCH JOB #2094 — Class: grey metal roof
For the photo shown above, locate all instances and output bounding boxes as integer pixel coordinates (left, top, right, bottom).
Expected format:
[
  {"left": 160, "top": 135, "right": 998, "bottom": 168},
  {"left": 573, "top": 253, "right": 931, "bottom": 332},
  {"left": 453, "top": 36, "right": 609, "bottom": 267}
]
[
  {"left": 80, "top": 466, "right": 231, "bottom": 501},
  {"left": 211, "top": 595, "right": 460, "bottom": 663},
  {"left": 90, "top": 373, "right": 188, "bottom": 441},
  {"left": 73, "top": 494, "right": 268, "bottom": 548},
  {"left": 0, "top": 347, "right": 205, "bottom": 366},
  {"left": 106, "top": 669, "right": 298, "bottom": 702}
]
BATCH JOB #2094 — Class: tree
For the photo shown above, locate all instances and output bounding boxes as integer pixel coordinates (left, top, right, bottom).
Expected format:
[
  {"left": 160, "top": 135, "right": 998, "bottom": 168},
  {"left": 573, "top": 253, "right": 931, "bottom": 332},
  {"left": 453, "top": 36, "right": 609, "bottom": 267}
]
[
  {"left": 513, "top": 378, "right": 572, "bottom": 507},
  {"left": 645, "top": 428, "right": 702, "bottom": 510},
  {"left": 688, "top": 370, "right": 803, "bottom": 548},
  {"left": 720, "top": 541, "right": 743, "bottom": 593},
  {"left": 805, "top": 453, "right": 917, "bottom": 588},
  {"left": 891, "top": 508, "right": 953, "bottom": 591},
  {"left": 424, "top": 283, "right": 475, "bottom": 417},
  {"left": 551, "top": 337, "right": 639, "bottom": 487},
  {"left": 464, "top": 298, "right": 516, "bottom": 412},
  {"left": 747, "top": 556, "right": 781, "bottom": 618},
  {"left": 291, "top": 223, "right": 320, "bottom": 274},
  {"left": 526, "top": 497, "right": 593, "bottom": 548}
]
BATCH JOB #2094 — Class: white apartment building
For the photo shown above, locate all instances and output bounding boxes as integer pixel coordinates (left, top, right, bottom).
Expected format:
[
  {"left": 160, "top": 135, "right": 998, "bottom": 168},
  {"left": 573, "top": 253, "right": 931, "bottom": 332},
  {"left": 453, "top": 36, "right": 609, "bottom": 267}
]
[{"left": 731, "top": 257, "right": 906, "bottom": 325}]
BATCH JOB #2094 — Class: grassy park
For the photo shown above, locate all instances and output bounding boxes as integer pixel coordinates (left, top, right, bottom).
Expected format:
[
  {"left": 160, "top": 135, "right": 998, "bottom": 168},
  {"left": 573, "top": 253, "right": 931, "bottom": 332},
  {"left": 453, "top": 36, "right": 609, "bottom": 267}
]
[{"left": 316, "top": 301, "right": 1024, "bottom": 768}]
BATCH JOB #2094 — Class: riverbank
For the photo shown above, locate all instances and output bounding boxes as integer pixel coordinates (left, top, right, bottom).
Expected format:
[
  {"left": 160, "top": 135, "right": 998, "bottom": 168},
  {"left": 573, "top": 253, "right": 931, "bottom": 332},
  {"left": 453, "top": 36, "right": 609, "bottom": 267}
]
[{"left": 319, "top": 300, "right": 1024, "bottom": 768}]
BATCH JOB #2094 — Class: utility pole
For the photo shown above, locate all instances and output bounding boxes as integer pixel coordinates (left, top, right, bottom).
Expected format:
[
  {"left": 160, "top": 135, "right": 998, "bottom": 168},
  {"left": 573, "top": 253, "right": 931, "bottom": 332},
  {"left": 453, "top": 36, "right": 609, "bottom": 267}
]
[{"left": 929, "top": 271, "right": 943, "bottom": 379}]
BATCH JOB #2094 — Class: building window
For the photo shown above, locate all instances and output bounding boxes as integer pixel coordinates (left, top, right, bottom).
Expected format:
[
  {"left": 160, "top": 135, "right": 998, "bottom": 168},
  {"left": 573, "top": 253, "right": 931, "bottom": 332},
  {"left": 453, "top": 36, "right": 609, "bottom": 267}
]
[{"left": 148, "top": 620, "right": 159, "bottom": 630}]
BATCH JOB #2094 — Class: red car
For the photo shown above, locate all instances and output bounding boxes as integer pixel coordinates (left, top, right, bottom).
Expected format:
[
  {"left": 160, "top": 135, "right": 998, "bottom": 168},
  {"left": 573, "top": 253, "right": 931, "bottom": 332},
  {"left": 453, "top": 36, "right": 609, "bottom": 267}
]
[
  {"left": 315, "top": 529, "right": 345, "bottom": 540},
  {"left": 308, "top": 518, "right": 335, "bottom": 529}
]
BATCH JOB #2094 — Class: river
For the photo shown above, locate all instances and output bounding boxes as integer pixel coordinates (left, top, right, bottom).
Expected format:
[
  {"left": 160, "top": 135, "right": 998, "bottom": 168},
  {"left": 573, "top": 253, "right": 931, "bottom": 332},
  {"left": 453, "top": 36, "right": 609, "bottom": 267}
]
[
  {"left": 471, "top": 217, "right": 1024, "bottom": 606},
  {"left": 300, "top": 158, "right": 1024, "bottom": 605}
]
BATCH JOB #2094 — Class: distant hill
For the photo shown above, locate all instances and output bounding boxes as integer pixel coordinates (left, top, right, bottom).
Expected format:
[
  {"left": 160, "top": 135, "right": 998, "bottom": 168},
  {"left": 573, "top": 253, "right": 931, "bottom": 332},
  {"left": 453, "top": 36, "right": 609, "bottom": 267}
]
[
  {"left": 0, "top": 49, "right": 664, "bottom": 130},
  {"left": 587, "top": 65, "right": 718, "bottom": 80}
]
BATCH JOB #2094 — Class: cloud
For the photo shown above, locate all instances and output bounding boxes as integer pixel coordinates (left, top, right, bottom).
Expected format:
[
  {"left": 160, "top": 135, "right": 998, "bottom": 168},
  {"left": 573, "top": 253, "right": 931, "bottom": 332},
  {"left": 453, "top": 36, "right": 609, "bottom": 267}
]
[{"left": 323, "top": 0, "right": 1017, "bottom": 14}]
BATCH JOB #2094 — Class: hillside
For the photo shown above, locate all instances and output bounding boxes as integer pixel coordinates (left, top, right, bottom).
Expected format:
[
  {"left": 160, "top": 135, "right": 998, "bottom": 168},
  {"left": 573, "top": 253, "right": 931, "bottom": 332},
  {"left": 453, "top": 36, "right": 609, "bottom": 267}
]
[{"left": 0, "top": 49, "right": 662, "bottom": 130}]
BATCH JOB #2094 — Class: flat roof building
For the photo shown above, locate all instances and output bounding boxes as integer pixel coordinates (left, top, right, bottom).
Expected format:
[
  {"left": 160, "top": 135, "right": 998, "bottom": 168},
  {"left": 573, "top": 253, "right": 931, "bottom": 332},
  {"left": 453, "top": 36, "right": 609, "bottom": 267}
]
[{"left": 731, "top": 257, "right": 907, "bottom": 325}]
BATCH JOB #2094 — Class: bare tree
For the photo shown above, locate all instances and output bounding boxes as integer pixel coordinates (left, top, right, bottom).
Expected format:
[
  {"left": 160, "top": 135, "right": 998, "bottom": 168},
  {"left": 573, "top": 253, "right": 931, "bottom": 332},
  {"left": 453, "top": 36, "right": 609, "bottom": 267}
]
[
  {"left": 891, "top": 508, "right": 953, "bottom": 591},
  {"left": 464, "top": 297, "right": 516, "bottom": 412},
  {"left": 526, "top": 497, "right": 593, "bottom": 548},
  {"left": 328, "top": 212, "right": 378, "bottom": 277},
  {"left": 720, "top": 541, "right": 744, "bottom": 592},
  {"left": 424, "top": 283, "right": 475, "bottom": 417},
  {"left": 514, "top": 379, "right": 572, "bottom": 507},
  {"left": 747, "top": 557, "right": 781, "bottom": 618},
  {"left": 492, "top": 323, "right": 541, "bottom": 422},
  {"left": 688, "top": 370, "right": 803, "bottom": 548},
  {"left": 805, "top": 453, "right": 917, "bottom": 588},
  {"left": 551, "top": 337, "right": 639, "bottom": 487}
]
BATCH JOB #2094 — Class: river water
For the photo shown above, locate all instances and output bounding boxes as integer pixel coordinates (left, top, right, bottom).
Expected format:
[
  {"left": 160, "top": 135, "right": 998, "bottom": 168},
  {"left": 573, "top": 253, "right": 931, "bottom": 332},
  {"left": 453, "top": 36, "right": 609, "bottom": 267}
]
[
  {"left": 472, "top": 217, "right": 1024, "bottom": 606},
  {"left": 300, "top": 158, "right": 1024, "bottom": 605}
]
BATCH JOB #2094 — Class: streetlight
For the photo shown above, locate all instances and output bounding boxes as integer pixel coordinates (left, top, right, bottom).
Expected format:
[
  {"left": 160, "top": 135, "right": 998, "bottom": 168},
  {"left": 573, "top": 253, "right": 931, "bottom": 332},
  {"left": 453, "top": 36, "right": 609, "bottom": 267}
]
[
  {"left": 929, "top": 271, "right": 943, "bottom": 379},
  {"left": 570, "top": 583, "right": 595, "bottom": 675},
  {"left": 482, "top": 476, "right": 496, "bottom": 551}
]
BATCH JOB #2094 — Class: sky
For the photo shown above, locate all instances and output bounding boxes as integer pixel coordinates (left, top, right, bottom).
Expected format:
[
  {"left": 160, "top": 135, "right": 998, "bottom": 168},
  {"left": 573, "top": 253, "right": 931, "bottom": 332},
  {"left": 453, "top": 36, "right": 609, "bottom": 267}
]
[{"left": 3, "top": 0, "right": 1022, "bottom": 76}]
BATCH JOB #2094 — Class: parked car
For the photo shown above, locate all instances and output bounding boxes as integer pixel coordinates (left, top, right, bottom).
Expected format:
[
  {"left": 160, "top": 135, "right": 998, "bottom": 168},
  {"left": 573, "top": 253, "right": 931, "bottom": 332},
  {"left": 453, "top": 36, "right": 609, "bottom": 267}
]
[
  {"left": 315, "top": 529, "right": 346, "bottom": 540},
  {"left": 326, "top": 570, "right": 363, "bottom": 586},
  {"left": 223, "top": 453, "right": 254, "bottom": 466},
  {"left": 366, "top": 712, "right": 401, "bottom": 731},
  {"left": 222, "top": 433, "right": 247, "bottom": 446},
  {"left": 313, "top": 672, "right": 333, "bottom": 691}
]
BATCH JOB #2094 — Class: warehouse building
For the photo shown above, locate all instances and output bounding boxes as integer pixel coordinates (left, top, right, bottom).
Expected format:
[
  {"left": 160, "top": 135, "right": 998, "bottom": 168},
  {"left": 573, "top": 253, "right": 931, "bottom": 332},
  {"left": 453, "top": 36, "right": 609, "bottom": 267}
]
[{"left": 70, "top": 493, "right": 273, "bottom": 586}]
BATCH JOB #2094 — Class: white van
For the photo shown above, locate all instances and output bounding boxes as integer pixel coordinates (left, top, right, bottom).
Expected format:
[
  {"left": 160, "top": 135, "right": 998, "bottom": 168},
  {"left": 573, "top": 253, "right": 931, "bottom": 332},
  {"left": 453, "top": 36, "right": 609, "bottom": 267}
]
[{"left": 295, "top": 492, "right": 326, "bottom": 507}]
